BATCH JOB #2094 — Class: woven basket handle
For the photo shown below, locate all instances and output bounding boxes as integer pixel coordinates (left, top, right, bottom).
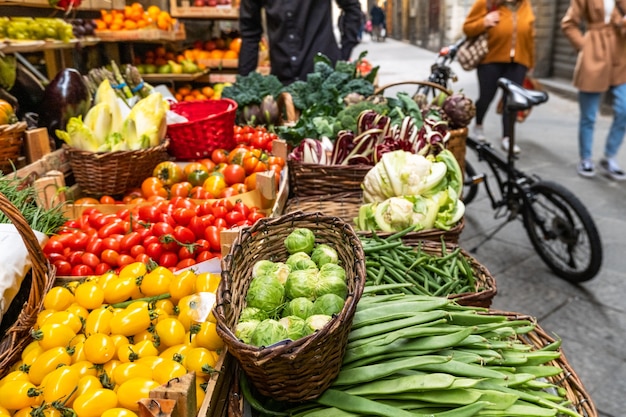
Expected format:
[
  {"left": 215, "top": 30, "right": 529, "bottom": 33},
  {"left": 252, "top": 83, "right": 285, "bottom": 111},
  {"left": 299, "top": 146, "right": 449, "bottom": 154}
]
[
  {"left": 0, "top": 121, "right": 28, "bottom": 135},
  {"left": 0, "top": 192, "right": 51, "bottom": 325},
  {"left": 374, "top": 80, "right": 453, "bottom": 96}
]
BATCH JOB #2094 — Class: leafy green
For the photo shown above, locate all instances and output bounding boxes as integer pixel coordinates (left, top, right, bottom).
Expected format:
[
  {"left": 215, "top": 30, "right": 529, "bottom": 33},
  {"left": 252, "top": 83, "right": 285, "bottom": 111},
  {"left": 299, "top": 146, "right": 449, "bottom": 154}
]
[{"left": 221, "top": 71, "right": 284, "bottom": 106}]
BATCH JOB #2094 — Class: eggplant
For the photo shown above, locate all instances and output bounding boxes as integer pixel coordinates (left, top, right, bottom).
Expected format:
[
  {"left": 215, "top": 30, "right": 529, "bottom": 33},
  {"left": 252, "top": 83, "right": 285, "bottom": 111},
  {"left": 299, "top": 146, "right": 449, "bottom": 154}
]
[
  {"left": 259, "top": 95, "right": 279, "bottom": 126},
  {"left": 38, "top": 68, "right": 92, "bottom": 150}
]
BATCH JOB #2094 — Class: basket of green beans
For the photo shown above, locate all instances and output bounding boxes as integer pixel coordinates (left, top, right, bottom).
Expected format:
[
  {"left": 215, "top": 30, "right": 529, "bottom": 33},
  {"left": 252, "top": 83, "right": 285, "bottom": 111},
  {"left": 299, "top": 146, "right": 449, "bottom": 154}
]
[
  {"left": 360, "top": 231, "right": 496, "bottom": 307},
  {"left": 239, "top": 293, "right": 598, "bottom": 417}
]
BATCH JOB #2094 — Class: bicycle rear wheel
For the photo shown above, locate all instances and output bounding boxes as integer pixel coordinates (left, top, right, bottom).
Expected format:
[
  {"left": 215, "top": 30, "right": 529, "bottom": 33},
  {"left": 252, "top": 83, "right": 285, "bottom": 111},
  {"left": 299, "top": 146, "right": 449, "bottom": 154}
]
[{"left": 522, "top": 180, "right": 602, "bottom": 283}]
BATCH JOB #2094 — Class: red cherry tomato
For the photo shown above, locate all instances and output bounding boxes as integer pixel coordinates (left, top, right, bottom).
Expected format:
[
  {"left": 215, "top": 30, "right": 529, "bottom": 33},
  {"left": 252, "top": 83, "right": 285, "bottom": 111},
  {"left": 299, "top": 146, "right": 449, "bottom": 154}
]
[
  {"left": 172, "top": 208, "right": 195, "bottom": 227},
  {"left": 120, "top": 232, "right": 142, "bottom": 252},
  {"left": 54, "top": 260, "right": 72, "bottom": 276},
  {"left": 173, "top": 226, "right": 195, "bottom": 244},
  {"left": 81, "top": 253, "right": 100, "bottom": 270},
  {"left": 72, "top": 264, "right": 94, "bottom": 276},
  {"left": 204, "top": 226, "right": 221, "bottom": 252},
  {"left": 159, "top": 252, "right": 178, "bottom": 268}
]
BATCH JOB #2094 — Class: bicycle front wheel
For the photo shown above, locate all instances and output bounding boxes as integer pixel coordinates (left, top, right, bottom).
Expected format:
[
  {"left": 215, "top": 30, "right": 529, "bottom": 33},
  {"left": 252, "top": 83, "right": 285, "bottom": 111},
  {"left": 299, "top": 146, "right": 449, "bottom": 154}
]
[{"left": 522, "top": 181, "right": 602, "bottom": 283}]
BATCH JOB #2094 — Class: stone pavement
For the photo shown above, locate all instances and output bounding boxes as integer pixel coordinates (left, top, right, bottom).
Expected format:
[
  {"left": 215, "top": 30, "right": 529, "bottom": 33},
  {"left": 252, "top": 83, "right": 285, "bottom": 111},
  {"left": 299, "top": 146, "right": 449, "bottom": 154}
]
[{"left": 353, "top": 37, "right": 626, "bottom": 416}]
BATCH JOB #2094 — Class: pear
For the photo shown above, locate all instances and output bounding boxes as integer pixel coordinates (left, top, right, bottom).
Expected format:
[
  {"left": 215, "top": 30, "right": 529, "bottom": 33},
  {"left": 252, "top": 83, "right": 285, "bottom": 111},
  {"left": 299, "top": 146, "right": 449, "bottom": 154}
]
[
  {"left": 168, "top": 60, "right": 183, "bottom": 75},
  {"left": 181, "top": 59, "right": 199, "bottom": 74}
]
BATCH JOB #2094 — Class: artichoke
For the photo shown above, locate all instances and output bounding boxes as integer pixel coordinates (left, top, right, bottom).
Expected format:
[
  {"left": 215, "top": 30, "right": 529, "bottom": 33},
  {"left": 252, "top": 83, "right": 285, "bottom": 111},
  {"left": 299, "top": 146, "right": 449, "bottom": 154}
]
[{"left": 441, "top": 92, "right": 476, "bottom": 129}]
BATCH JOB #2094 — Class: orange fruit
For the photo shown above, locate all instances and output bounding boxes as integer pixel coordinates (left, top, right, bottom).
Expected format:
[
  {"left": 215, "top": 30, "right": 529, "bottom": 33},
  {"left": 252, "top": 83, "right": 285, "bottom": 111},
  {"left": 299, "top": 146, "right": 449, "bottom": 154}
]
[
  {"left": 147, "top": 5, "right": 161, "bottom": 18},
  {"left": 223, "top": 50, "right": 238, "bottom": 60},
  {"left": 124, "top": 5, "right": 133, "bottom": 18},
  {"left": 102, "top": 14, "right": 113, "bottom": 25},
  {"left": 124, "top": 20, "right": 137, "bottom": 30},
  {"left": 95, "top": 20, "right": 107, "bottom": 30},
  {"left": 155, "top": 46, "right": 167, "bottom": 57},
  {"left": 177, "top": 85, "right": 192, "bottom": 96},
  {"left": 109, "top": 23, "right": 122, "bottom": 31},
  {"left": 209, "top": 49, "right": 224, "bottom": 60},
  {"left": 229, "top": 38, "right": 242, "bottom": 54},
  {"left": 201, "top": 86, "right": 214, "bottom": 98},
  {"left": 136, "top": 19, "right": 149, "bottom": 28}
]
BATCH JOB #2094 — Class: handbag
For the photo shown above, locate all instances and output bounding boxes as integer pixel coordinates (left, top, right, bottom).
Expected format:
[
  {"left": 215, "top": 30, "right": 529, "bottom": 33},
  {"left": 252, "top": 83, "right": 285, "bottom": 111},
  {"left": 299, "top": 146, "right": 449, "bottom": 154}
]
[
  {"left": 457, "top": 32, "right": 489, "bottom": 71},
  {"left": 457, "top": 0, "right": 494, "bottom": 71}
]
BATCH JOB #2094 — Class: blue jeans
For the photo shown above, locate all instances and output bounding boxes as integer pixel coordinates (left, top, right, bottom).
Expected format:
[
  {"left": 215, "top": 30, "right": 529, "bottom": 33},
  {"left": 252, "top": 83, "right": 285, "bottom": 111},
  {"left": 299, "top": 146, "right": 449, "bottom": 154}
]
[{"left": 578, "top": 83, "right": 626, "bottom": 161}]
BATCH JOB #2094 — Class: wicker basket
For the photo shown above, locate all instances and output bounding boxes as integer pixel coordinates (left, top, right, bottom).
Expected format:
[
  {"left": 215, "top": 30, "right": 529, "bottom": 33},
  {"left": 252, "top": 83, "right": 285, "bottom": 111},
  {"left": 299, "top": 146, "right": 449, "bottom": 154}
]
[
  {"left": 0, "top": 122, "right": 27, "bottom": 174},
  {"left": 287, "top": 161, "right": 372, "bottom": 197},
  {"left": 416, "top": 240, "right": 496, "bottom": 308},
  {"left": 0, "top": 193, "right": 55, "bottom": 379},
  {"left": 167, "top": 99, "right": 237, "bottom": 160},
  {"left": 214, "top": 211, "right": 366, "bottom": 402},
  {"left": 65, "top": 140, "right": 170, "bottom": 197},
  {"left": 492, "top": 311, "right": 598, "bottom": 417},
  {"left": 284, "top": 192, "right": 465, "bottom": 244}
]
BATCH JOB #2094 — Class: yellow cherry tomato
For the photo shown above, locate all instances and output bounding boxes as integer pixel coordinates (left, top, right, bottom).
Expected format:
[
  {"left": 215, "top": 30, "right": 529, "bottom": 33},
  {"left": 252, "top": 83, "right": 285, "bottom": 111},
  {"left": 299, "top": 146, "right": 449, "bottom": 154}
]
[
  {"left": 132, "top": 329, "right": 158, "bottom": 344},
  {"left": 158, "top": 343, "right": 190, "bottom": 362},
  {"left": 71, "top": 360, "right": 98, "bottom": 378},
  {"left": 41, "top": 366, "right": 80, "bottom": 404},
  {"left": 35, "top": 309, "right": 57, "bottom": 329},
  {"left": 65, "top": 303, "right": 90, "bottom": 324},
  {"left": 75, "top": 374, "right": 103, "bottom": 399},
  {"left": 29, "top": 346, "right": 72, "bottom": 385},
  {"left": 196, "top": 376, "right": 207, "bottom": 410},
  {"left": 133, "top": 340, "right": 159, "bottom": 359},
  {"left": 112, "top": 362, "right": 153, "bottom": 385},
  {"left": 74, "top": 281, "right": 105, "bottom": 310},
  {"left": 155, "top": 317, "right": 186, "bottom": 347},
  {"left": 118, "top": 262, "right": 148, "bottom": 281},
  {"left": 83, "top": 333, "right": 116, "bottom": 364},
  {"left": 84, "top": 307, "right": 114, "bottom": 336},
  {"left": 135, "top": 355, "right": 164, "bottom": 369},
  {"left": 100, "top": 359, "right": 121, "bottom": 384},
  {"left": 195, "top": 272, "right": 221, "bottom": 293},
  {"left": 152, "top": 359, "right": 187, "bottom": 385},
  {"left": 43, "top": 286, "right": 75, "bottom": 311},
  {"left": 154, "top": 298, "right": 175, "bottom": 316},
  {"left": 140, "top": 266, "right": 173, "bottom": 297},
  {"left": 110, "top": 303, "right": 151, "bottom": 337},
  {"left": 72, "top": 388, "right": 118, "bottom": 417},
  {"left": 183, "top": 347, "right": 217, "bottom": 376},
  {"left": 33, "top": 323, "right": 76, "bottom": 351},
  {"left": 0, "top": 405, "right": 10, "bottom": 417},
  {"left": 117, "top": 343, "right": 137, "bottom": 363},
  {"left": 20, "top": 341, "right": 44, "bottom": 365},
  {"left": 0, "top": 370, "right": 29, "bottom": 390},
  {"left": 103, "top": 277, "right": 137, "bottom": 305},
  {"left": 69, "top": 340, "right": 87, "bottom": 363},
  {"left": 102, "top": 408, "right": 139, "bottom": 417},
  {"left": 169, "top": 270, "right": 196, "bottom": 302},
  {"left": 110, "top": 334, "right": 130, "bottom": 351},
  {"left": 0, "top": 379, "right": 42, "bottom": 410},
  {"left": 41, "top": 310, "right": 83, "bottom": 334},
  {"left": 117, "top": 377, "right": 159, "bottom": 412},
  {"left": 193, "top": 321, "right": 224, "bottom": 351}
]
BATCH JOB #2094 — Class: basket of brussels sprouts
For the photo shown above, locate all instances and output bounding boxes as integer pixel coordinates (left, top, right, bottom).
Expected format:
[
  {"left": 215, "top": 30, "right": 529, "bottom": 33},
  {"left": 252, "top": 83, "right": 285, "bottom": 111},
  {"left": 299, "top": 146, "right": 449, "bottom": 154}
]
[{"left": 214, "top": 211, "right": 366, "bottom": 402}]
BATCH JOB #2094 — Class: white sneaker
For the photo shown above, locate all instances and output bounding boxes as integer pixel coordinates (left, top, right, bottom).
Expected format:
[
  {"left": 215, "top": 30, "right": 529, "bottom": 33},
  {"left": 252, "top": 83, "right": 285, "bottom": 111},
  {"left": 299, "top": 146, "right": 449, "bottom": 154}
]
[
  {"left": 501, "top": 137, "right": 520, "bottom": 154},
  {"left": 577, "top": 159, "right": 596, "bottom": 178},
  {"left": 472, "top": 125, "right": 486, "bottom": 142},
  {"left": 600, "top": 158, "right": 626, "bottom": 181}
]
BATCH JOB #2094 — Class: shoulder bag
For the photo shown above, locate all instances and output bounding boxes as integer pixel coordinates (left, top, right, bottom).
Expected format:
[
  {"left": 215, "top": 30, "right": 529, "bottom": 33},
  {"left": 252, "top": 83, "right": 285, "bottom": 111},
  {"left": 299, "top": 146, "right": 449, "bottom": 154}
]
[{"left": 457, "top": 1, "right": 494, "bottom": 71}]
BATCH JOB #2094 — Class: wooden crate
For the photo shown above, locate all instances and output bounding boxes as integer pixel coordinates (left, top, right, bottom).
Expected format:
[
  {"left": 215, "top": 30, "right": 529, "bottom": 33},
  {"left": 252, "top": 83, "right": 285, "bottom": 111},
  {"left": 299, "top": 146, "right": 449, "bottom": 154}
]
[{"left": 169, "top": 0, "right": 239, "bottom": 19}]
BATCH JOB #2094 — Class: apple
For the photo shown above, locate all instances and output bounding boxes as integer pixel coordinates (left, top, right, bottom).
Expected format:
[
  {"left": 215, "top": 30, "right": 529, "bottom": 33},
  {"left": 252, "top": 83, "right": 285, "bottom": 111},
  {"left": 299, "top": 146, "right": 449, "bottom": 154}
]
[
  {"left": 207, "top": 0, "right": 217, "bottom": 6},
  {"left": 204, "top": 40, "right": 216, "bottom": 51},
  {"left": 194, "top": 0, "right": 204, "bottom": 6}
]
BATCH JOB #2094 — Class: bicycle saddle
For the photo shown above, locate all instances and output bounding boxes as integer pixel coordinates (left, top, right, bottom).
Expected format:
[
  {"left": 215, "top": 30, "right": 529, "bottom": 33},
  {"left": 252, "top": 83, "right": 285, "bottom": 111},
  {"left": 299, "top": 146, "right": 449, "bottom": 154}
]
[{"left": 497, "top": 77, "right": 548, "bottom": 111}]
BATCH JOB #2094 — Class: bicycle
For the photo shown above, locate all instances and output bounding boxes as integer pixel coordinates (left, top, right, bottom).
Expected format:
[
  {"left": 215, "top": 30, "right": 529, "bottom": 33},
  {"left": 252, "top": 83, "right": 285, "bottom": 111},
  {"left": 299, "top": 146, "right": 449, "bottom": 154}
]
[{"left": 412, "top": 38, "right": 603, "bottom": 283}]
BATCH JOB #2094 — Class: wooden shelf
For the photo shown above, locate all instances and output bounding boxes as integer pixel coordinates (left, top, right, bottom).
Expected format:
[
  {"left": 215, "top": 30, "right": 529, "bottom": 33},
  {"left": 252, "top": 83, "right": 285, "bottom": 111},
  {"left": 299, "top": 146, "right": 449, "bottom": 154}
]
[
  {"left": 0, "top": 37, "right": 100, "bottom": 53},
  {"left": 0, "top": 0, "right": 124, "bottom": 10},
  {"left": 169, "top": 0, "right": 238, "bottom": 19}
]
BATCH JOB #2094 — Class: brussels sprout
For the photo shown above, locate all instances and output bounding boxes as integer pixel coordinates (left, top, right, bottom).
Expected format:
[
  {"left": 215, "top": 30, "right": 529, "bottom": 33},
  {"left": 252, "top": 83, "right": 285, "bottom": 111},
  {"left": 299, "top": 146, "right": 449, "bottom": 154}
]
[
  {"left": 246, "top": 275, "right": 285, "bottom": 314},
  {"left": 235, "top": 320, "right": 260, "bottom": 344},
  {"left": 250, "top": 319, "right": 289, "bottom": 347},
  {"left": 252, "top": 259, "right": 276, "bottom": 278},
  {"left": 319, "top": 263, "right": 347, "bottom": 281},
  {"left": 311, "top": 244, "right": 339, "bottom": 267},
  {"left": 252, "top": 260, "right": 292, "bottom": 285},
  {"left": 272, "top": 262, "right": 291, "bottom": 285},
  {"left": 285, "top": 269, "right": 319, "bottom": 301},
  {"left": 305, "top": 314, "right": 333, "bottom": 334},
  {"left": 279, "top": 316, "right": 308, "bottom": 341},
  {"left": 311, "top": 293, "right": 345, "bottom": 316},
  {"left": 283, "top": 297, "right": 314, "bottom": 319},
  {"left": 286, "top": 252, "right": 318, "bottom": 271},
  {"left": 317, "top": 263, "right": 348, "bottom": 299},
  {"left": 284, "top": 228, "right": 316, "bottom": 254},
  {"left": 239, "top": 307, "right": 268, "bottom": 323}
]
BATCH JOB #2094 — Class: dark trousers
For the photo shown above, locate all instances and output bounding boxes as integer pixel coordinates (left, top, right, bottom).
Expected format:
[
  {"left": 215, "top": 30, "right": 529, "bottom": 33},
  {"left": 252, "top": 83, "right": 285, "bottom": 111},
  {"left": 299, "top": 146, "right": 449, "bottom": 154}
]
[{"left": 475, "top": 62, "right": 527, "bottom": 137}]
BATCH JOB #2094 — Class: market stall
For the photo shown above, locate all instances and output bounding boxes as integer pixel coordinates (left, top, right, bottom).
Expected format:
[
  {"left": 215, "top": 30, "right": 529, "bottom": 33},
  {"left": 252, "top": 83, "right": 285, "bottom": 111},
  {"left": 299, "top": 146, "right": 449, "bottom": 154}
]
[{"left": 0, "top": 1, "right": 599, "bottom": 415}]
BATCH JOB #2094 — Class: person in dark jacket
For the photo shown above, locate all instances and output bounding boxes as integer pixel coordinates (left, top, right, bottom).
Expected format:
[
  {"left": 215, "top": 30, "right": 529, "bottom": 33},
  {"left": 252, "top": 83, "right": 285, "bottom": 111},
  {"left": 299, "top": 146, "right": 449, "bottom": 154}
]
[
  {"left": 370, "top": 3, "right": 386, "bottom": 42},
  {"left": 238, "top": 0, "right": 362, "bottom": 85}
]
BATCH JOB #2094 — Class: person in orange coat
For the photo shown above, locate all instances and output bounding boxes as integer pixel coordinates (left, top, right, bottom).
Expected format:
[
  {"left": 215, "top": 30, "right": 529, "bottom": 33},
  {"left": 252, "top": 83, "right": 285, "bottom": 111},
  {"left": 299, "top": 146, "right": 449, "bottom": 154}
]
[
  {"left": 561, "top": 0, "right": 626, "bottom": 180},
  {"left": 463, "top": 0, "right": 535, "bottom": 154}
]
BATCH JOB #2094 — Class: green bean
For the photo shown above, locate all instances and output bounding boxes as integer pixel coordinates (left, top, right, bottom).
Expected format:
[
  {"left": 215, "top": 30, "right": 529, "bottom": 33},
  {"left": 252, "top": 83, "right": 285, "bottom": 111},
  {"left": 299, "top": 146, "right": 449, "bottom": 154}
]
[
  {"left": 416, "top": 359, "right": 509, "bottom": 379},
  {"left": 348, "top": 311, "right": 448, "bottom": 342},
  {"left": 352, "top": 299, "right": 451, "bottom": 328},
  {"left": 293, "top": 407, "right": 358, "bottom": 417},
  {"left": 238, "top": 372, "right": 288, "bottom": 416},
  {"left": 445, "top": 311, "right": 509, "bottom": 326},
  {"left": 347, "top": 321, "right": 456, "bottom": 350},
  {"left": 362, "top": 240, "right": 404, "bottom": 254},
  {"left": 361, "top": 284, "right": 414, "bottom": 295},
  {"left": 316, "top": 389, "right": 419, "bottom": 417},
  {"left": 380, "top": 388, "right": 482, "bottom": 406},
  {"left": 333, "top": 355, "right": 450, "bottom": 386},
  {"left": 344, "top": 373, "right": 456, "bottom": 397}
]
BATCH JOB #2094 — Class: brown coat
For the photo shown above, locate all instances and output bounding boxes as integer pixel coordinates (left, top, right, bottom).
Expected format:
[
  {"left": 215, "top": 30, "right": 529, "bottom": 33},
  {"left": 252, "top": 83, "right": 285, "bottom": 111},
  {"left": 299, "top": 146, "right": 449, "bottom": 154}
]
[
  {"left": 561, "top": 0, "right": 626, "bottom": 92},
  {"left": 463, "top": 0, "right": 536, "bottom": 69}
]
